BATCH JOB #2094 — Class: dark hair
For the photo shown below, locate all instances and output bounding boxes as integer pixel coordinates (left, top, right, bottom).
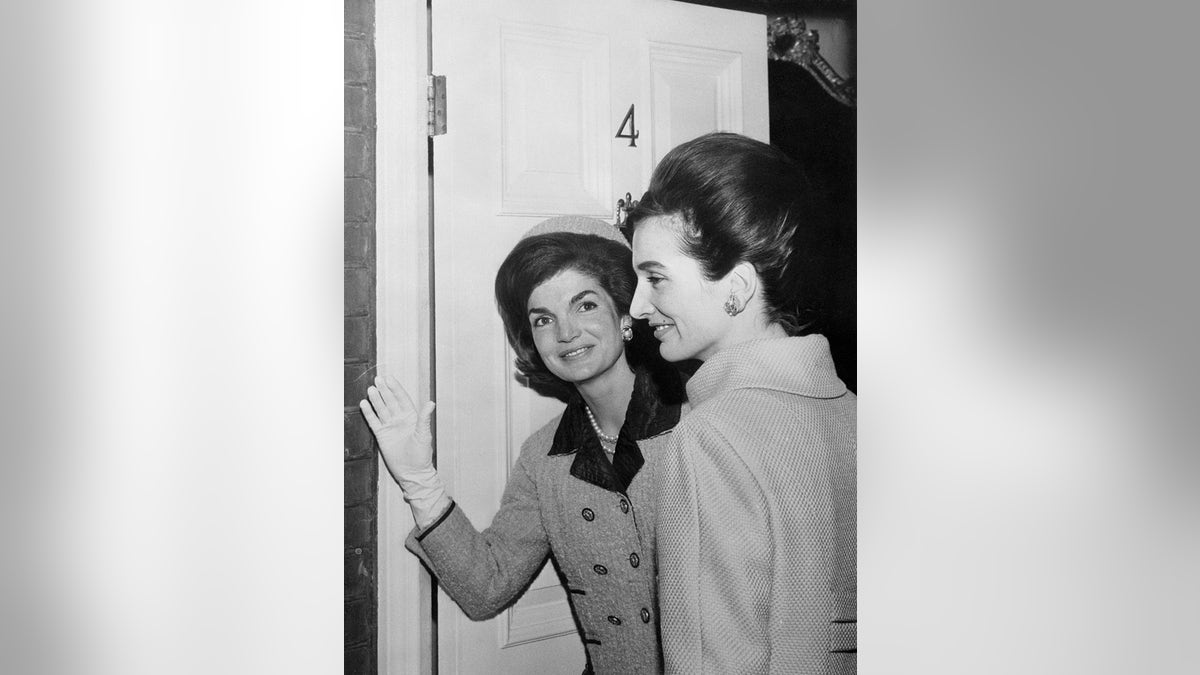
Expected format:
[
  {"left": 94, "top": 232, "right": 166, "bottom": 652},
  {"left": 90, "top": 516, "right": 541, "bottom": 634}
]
[
  {"left": 494, "top": 232, "right": 658, "bottom": 396},
  {"left": 627, "top": 132, "right": 829, "bottom": 335}
]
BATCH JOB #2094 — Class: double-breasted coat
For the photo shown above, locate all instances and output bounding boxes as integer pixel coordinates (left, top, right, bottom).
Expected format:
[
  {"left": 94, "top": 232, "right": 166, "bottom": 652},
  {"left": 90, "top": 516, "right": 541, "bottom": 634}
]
[{"left": 406, "top": 368, "right": 684, "bottom": 674}]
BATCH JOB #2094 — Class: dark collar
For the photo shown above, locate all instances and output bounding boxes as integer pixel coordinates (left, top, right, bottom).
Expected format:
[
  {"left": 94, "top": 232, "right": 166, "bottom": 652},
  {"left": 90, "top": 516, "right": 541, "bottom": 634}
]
[{"left": 548, "top": 365, "right": 684, "bottom": 493}]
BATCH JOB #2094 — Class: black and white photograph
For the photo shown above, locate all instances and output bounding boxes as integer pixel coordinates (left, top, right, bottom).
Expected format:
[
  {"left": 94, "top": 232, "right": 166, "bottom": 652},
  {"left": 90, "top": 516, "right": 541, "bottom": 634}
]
[
  {"left": 9, "top": 1, "right": 1200, "bottom": 674},
  {"left": 347, "top": 0, "right": 856, "bottom": 672}
]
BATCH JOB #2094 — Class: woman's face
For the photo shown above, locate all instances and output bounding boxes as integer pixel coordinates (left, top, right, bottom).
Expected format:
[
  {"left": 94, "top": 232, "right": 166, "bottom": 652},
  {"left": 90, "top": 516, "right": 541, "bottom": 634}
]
[
  {"left": 630, "top": 214, "right": 730, "bottom": 362},
  {"left": 526, "top": 268, "right": 629, "bottom": 386}
]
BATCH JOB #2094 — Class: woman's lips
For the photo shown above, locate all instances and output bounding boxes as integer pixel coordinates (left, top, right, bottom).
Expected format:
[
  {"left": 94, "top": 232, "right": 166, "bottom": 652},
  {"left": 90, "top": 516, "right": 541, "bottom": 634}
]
[
  {"left": 651, "top": 324, "right": 674, "bottom": 339},
  {"left": 560, "top": 345, "right": 593, "bottom": 359}
]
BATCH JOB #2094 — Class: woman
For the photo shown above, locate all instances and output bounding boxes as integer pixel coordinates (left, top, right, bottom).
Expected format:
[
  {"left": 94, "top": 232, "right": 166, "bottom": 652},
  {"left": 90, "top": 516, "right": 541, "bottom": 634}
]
[
  {"left": 626, "top": 132, "right": 857, "bottom": 674},
  {"left": 360, "top": 216, "right": 684, "bottom": 675}
]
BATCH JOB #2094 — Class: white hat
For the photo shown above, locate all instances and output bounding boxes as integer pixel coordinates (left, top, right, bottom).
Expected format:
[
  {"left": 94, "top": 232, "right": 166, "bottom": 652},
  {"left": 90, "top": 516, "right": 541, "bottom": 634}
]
[{"left": 519, "top": 215, "right": 630, "bottom": 250}]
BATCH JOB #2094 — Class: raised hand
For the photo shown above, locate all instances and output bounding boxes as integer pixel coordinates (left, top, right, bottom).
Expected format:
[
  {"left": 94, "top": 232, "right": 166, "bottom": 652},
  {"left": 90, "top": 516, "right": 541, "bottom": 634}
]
[{"left": 360, "top": 374, "right": 436, "bottom": 482}]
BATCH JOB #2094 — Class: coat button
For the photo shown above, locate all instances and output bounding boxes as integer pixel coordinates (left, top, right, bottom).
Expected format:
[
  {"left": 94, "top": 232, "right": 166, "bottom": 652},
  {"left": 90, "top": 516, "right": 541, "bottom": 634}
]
[
  {"left": 581, "top": 508, "right": 594, "bottom": 521},
  {"left": 628, "top": 552, "right": 640, "bottom": 568},
  {"left": 593, "top": 564, "right": 608, "bottom": 575},
  {"left": 640, "top": 608, "right": 651, "bottom": 623},
  {"left": 607, "top": 615, "right": 622, "bottom": 625},
  {"left": 619, "top": 498, "right": 630, "bottom": 513}
]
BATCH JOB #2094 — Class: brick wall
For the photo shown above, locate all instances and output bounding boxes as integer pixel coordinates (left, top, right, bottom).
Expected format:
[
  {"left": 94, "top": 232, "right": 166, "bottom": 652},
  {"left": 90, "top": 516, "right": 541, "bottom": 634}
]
[{"left": 344, "top": 0, "right": 377, "bottom": 672}]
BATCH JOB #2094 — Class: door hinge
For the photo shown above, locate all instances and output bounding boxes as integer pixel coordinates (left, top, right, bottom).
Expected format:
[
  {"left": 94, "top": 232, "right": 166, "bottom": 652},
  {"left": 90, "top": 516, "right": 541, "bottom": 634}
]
[{"left": 427, "top": 75, "right": 446, "bottom": 137}]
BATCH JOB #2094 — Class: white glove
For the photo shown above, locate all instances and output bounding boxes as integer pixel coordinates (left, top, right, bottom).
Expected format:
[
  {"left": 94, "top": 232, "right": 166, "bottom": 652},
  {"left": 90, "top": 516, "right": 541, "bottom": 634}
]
[{"left": 360, "top": 374, "right": 451, "bottom": 529}]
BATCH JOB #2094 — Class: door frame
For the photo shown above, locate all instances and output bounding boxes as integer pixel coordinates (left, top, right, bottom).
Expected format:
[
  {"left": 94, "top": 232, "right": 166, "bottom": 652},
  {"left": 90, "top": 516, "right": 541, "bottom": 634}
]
[{"left": 375, "top": 0, "right": 436, "bottom": 673}]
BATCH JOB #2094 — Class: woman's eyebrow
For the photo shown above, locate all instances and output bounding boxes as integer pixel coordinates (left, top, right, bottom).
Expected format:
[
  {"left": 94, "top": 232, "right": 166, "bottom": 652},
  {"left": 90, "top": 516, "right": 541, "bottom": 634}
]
[
  {"left": 569, "top": 290, "right": 598, "bottom": 305},
  {"left": 636, "top": 261, "right": 664, "bottom": 272},
  {"left": 528, "top": 289, "right": 599, "bottom": 317}
]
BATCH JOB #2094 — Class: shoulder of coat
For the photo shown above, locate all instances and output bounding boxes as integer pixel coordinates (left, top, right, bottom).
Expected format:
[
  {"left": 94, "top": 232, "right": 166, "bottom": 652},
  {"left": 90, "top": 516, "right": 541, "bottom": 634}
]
[{"left": 515, "top": 411, "right": 567, "bottom": 462}]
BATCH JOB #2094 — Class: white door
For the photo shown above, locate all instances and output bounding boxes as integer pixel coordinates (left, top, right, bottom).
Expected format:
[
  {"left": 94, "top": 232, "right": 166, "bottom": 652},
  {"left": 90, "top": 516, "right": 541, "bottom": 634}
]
[{"left": 431, "top": 0, "right": 767, "bottom": 672}]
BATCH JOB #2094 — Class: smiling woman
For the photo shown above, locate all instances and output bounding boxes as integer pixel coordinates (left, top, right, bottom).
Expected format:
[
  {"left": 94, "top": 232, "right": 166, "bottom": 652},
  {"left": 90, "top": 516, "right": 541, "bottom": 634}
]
[
  {"left": 526, "top": 270, "right": 630, "bottom": 392},
  {"left": 627, "top": 133, "right": 857, "bottom": 674},
  {"left": 630, "top": 212, "right": 775, "bottom": 363},
  {"left": 361, "top": 216, "right": 686, "bottom": 675}
]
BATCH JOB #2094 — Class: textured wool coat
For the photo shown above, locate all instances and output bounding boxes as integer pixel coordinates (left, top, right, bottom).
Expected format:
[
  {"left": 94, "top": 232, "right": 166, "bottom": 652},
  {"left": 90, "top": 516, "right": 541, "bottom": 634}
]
[
  {"left": 656, "top": 335, "right": 857, "bottom": 675},
  {"left": 406, "top": 368, "right": 685, "bottom": 675}
]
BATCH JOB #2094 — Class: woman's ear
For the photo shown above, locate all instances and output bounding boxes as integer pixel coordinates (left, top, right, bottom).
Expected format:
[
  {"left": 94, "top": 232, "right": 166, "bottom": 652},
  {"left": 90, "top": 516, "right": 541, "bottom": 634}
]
[{"left": 726, "top": 261, "right": 759, "bottom": 305}]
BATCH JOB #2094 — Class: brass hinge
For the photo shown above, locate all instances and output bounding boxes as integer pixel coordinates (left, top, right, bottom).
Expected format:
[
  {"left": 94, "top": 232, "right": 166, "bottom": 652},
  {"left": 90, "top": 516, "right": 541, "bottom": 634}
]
[{"left": 427, "top": 75, "right": 446, "bottom": 137}]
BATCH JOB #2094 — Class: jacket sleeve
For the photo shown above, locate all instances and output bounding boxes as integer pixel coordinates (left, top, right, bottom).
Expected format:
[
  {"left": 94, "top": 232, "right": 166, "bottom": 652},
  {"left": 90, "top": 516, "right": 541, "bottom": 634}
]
[
  {"left": 655, "top": 416, "right": 774, "bottom": 674},
  {"left": 405, "top": 441, "right": 551, "bottom": 621}
]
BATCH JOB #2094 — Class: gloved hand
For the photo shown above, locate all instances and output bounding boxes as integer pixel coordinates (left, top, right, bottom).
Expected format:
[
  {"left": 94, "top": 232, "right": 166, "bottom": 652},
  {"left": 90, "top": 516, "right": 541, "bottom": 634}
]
[{"left": 360, "top": 374, "right": 451, "bottom": 529}]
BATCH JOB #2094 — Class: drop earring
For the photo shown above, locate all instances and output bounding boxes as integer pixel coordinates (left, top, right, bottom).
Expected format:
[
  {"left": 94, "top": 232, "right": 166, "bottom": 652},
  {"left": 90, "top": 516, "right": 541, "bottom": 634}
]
[{"left": 723, "top": 293, "right": 743, "bottom": 317}]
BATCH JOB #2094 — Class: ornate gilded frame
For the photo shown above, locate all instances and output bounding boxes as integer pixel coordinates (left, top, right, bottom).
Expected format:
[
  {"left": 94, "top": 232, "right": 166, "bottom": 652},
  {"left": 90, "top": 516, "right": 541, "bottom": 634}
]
[{"left": 768, "top": 16, "right": 856, "bottom": 107}]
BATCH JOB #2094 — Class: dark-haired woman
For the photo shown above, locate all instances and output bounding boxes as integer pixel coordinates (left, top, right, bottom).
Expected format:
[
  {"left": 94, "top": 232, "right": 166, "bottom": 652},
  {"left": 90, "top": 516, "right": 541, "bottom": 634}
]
[
  {"left": 361, "top": 216, "right": 684, "bottom": 675},
  {"left": 627, "top": 132, "right": 857, "bottom": 674}
]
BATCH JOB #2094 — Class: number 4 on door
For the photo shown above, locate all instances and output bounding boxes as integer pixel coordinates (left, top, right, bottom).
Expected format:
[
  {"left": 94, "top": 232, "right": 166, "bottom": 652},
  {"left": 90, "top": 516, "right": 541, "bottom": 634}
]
[{"left": 616, "top": 104, "right": 639, "bottom": 147}]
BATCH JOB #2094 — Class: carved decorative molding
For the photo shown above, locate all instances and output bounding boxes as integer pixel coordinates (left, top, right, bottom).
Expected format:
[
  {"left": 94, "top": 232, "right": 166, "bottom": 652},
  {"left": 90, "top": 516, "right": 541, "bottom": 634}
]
[{"left": 768, "top": 17, "right": 855, "bottom": 107}]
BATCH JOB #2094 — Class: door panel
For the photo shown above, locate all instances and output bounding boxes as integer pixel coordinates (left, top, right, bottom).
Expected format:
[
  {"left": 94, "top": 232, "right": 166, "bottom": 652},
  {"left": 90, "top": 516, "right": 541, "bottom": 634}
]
[
  {"left": 652, "top": 43, "right": 744, "bottom": 162},
  {"left": 497, "top": 342, "right": 578, "bottom": 648},
  {"left": 431, "top": 1, "right": 767, "bottom": 672},
  {"left": 647, "top": 44, "right": 745, "bottom": 167},
  {"left": 499, "top": 23, "right": 612, "bottom": 216},
  {"left": 639, "top": 0, "right": 769, "bottom": 179}
]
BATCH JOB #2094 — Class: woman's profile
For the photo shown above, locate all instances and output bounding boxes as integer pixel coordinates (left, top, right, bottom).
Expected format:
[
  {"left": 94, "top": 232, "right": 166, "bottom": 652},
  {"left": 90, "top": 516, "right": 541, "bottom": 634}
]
[{"left": 627, "top": 132, "right": 857, "bottom": 674}]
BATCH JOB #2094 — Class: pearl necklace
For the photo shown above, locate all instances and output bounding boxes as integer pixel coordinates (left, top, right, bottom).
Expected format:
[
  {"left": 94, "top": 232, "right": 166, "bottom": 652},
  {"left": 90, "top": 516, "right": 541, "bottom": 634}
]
[{"left": 583, "top": 404, "right": 620, "bottom": 444}]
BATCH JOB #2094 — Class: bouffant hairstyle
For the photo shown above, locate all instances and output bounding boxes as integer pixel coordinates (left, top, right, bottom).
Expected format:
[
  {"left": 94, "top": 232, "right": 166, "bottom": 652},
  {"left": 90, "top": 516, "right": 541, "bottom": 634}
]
[
  {"left": 627, "top": 132, "right": 828, "bottom": 335},
  {"left": 494, "top": 232, "right": 656, "bottom": 395}
]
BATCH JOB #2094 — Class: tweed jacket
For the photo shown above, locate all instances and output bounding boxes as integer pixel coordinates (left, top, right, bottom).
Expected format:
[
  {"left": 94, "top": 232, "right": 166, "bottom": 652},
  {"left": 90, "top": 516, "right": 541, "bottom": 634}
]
[
  {"left": 407, "top": 367, "right": 685, "bottom": 675},
  {"left": 656, "top": 335, "right": 857, "bottom": 675}
]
